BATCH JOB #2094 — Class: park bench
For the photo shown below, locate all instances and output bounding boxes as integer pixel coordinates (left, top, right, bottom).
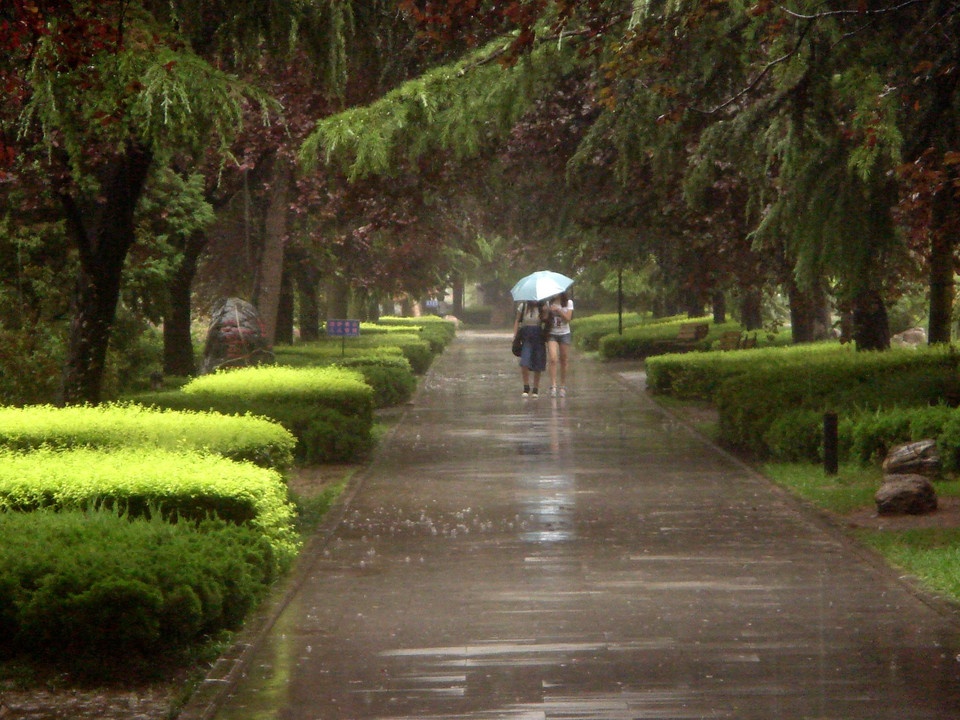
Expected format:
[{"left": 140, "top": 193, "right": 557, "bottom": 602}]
[
  {"left": 717, "top": 330, "right": 743, "bottom": 351},
  {"left": 676, "top": 322, "right": 709, "bottom": 344}
]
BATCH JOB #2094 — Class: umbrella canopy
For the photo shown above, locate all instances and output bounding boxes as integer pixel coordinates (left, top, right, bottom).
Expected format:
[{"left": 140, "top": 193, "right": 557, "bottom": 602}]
[{"left": 510, "top": 270, "right": 574, "bottom": 302}]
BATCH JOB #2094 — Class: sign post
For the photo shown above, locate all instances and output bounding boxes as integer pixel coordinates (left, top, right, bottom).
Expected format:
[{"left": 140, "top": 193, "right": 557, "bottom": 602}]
[{"left": 326, "top": 320, "right": 361, "bottom": 356}]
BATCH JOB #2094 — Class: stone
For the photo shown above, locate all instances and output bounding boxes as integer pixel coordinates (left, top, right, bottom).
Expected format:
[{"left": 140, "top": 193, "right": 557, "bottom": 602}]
[
  {"left": 875, "top": 474, "right": 938, "bottom": 516},
  {"left": 891, "top": 327, "right": 927, "bottom": 347},
  {"left": 200, "top": 297, "right": 273, "bottom": 374},
  {"left": 881, "top": 439, "right": 941, "bottom": 478}
]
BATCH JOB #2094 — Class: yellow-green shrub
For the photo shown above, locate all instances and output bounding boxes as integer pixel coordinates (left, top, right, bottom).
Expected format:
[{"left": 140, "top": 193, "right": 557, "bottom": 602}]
[
  {"left": 0, "top": 403, "right": 295, "bottom": 470},
  {"left": 0, "top": 447, "right": 300, "bottom": 565}
]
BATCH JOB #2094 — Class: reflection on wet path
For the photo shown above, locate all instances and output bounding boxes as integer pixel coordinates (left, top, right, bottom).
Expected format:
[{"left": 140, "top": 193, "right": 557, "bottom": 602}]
[{"left": 204, "top": 331, "right": 960, "bottom": 720}]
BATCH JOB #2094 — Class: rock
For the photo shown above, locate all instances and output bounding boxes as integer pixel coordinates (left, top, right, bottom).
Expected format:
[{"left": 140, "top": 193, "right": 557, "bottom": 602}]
[
  {"left": 881, "top": 439, "right": 941, "bottom": 478},
  {"left": 201, "top": 297, "right": 273, "bottom": 374},
  {"left": 891, "top": 327, "right": 927, "bottom": 347},
  {"left": 875, "top": 474, "right": 938, "bottom": 516}
]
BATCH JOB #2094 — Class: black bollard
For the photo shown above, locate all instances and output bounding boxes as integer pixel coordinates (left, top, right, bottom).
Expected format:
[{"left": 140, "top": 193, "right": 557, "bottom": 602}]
[{"left": 823, "top": 412, "right": 838, "bottom": 475}]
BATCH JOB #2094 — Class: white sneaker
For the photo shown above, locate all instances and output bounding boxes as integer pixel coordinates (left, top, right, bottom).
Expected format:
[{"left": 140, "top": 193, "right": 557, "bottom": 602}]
[
  {"left": 559, "top": 387, "right": 566, "bottom": 398},
  {"left": 549, "top": 386, "right": 557, "bottom": 397}
]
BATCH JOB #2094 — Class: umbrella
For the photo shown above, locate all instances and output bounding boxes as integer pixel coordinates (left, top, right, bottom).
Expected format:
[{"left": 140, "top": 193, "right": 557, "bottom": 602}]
[{"left": 510, "top": 270, "right": 574, "bottom": 302}]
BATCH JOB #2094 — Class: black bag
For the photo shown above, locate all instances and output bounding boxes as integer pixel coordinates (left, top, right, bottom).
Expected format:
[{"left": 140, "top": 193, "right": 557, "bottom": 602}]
[{"left": 511, "top": 332, "right": 523, "bottom": 357}]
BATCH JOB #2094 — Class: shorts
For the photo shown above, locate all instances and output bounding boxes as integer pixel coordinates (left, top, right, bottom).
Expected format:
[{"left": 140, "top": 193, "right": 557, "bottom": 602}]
[{"left": 547, "top": 332, "right": 572, "bottom": 345}]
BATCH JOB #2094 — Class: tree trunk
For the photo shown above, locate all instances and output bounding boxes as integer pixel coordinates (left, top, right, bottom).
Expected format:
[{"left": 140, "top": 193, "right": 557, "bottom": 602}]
[
  {"left": 712, "top": 291, "right": 726, "bottom": 325},
  {"left": 275, "top": 264, "right": 295, "bottom": 345},
  {"left": 59, "top": 143, "right": 153, "bottom": 405},
  {"left": 928, "top": 192, "right": 955, "bottom": 344},
  {"left": 451, "top": 274, "right": 464, "bottom": 316},
  {"left": 788, "top": 278, "right": 831, "bottom": 343},
  {"left": 326, "top": 275, "right": 351, "bottom": 319},
  {"left": 295, "top": 260, "right": 321, "bottom": 342},
  {"left": 163, "top": 232, "right": 207, "bottom": 376},
  {"left": 853, "top": 287, "right": 891, "bottom": 351},
  {"left": 740, "top": 288, "right": 763, "bottom": 330},
  {"left": 253, "top": 154, "right": 292, "bottom": 346}
]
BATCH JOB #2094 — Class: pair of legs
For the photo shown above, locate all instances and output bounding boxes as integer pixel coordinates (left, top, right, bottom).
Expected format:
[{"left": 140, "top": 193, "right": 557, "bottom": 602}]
[
  {"left": 521, "top": 366, "right": 542, "bottom": 396},
  {"left": 547, "top": 334, "right": 570, "bottom": 393}
]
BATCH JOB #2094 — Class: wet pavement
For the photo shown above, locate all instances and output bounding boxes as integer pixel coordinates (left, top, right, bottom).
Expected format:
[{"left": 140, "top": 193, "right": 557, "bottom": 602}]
[{"left": 187, "top": 330, "right": 960, "bottom": 719}]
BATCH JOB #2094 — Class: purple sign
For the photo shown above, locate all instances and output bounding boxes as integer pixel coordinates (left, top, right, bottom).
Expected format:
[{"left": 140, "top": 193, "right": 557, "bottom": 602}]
[{"left": 326, "top": 320, "right": 360, "bottom": 337}]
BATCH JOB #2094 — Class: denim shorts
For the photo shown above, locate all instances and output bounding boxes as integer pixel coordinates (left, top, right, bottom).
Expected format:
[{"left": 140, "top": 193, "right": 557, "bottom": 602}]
[{"left": 548, "top": 332, "right": 572, "bottom": 345}]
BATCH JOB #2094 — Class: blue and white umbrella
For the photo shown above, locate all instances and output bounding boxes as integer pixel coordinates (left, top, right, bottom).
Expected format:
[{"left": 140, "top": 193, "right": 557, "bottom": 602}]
[{"left": 510, "top": 270, "right": 574, "bottom": 302}]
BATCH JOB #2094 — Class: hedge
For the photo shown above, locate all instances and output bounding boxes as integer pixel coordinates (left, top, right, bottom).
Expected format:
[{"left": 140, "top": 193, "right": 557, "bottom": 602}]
[
  {"left": 0, "top": 446, "right": 300, "bottom": 565},
  {"left": 0, "top": 403, "right": 295, "bottom": 470},
  {"left": 134, "top": 365, "right": 374, "bottom": 463},
  {"left": 598, "top": 317, "right": 745, "bottom": 360},
  {"left": 714, "top": 346, "right": 960, "bottom": 457},
  {"left": 0, "top": 509, "right": 278, "bottom": 678},
  {"left": 273, "top": 346, "right": 416, "bottom": 407},
  {"left": 570, "top": 311, "right": 654, "bottom": 351}
]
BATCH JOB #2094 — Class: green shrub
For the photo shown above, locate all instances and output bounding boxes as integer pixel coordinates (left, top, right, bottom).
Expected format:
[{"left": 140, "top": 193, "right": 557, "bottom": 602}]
[
  {"left": 0, "top": 508, "right": 277, "bottom": 678},
  {"left": 273, "top": 345, "right": 416, "bottom": 408},
  {"left": 376, "top": 315, "right": 457, "bottom": 352},
  {"left": 0, "top": 446, "right": 300, "bottom": 565},
  {"left": 715, "top": 346, "right": 960, "bottom": 457},
  {"left": 598, "top": 317, "right": 745, "bottom": 360},
  {"left": 570, "top": 312, "right": 649, "bottom": 351},
  {"left": 0, "top": 403, "right": 295, "bottom": 470},
  {"left": 459, "top": 306, "right": 493, "bottom": 325},
  {"left": 134, "top": 365, "right": 374, "bottom": 463}
]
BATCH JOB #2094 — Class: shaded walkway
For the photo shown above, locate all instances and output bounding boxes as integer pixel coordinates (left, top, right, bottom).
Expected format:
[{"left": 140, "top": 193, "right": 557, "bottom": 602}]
[{"left": 191, "top": 330, "right": 960, "bottom": 719}]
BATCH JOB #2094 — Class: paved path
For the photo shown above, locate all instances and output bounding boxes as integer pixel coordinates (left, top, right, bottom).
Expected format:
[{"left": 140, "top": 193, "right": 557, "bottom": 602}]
[{"left": 194, "top": 330, "right": 960, "bottom": 719}]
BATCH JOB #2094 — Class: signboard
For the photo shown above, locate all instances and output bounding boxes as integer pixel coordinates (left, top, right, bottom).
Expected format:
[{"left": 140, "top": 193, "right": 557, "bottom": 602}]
[{"left": 326, "top": 320, "right": 361, "bottom": 337}]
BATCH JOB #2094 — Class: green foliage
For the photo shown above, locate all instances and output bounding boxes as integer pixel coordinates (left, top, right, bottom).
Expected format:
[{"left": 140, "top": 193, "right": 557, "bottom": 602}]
[
  {"left": 135, "top": 365, "right": 375, "bottom": 463},
  {"left": 0, "top": 403, "right": 296, "bottom": 470},
  {"left": 857, "top": 527, "right": 960, "bottom": 604},
  {"left": 273, "top": 344, "right": 416, "bottom": 408},
  {"left": 714, "top": 346, "right": 960, "bottom": 457},
  {"left": 459, "top": 306, "right": 493, "bottom": 325},
  {"left": 0, "top": 447, "right": 299, "bottom": 565},
  {"left": 570, "top": 311, "right": 649, "bottom": 352},
  {"left": 646, "top": 341, "right": 849, "bottom": 400},
  {"left": 597, "top": 317, "right": 745, "bottom": 360},
  {"left": 301, "top": 38, "right": 574, "bottom": 178},
  {"left": 763, "top": 462, "right": 886, "bottom": 515},
  {"left": 0, "top": 508, "right": 277, "bottom": 679}
]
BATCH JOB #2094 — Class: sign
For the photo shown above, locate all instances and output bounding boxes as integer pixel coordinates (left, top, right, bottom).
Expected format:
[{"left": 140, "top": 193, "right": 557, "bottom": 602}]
[{"left": 326, "top": 320, "right": 360, "bottom": 337}]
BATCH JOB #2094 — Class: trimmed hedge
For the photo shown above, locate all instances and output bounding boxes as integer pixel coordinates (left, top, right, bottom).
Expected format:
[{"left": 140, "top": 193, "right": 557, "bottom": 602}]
[
  {"left": 714, "top": 346, "right": 960, "bottom": 457},
  {"left": 571, "top": 311, "right": 654, "bottom": 351},
  {"left": 273, "top": 346, "right": 416, "bottom": 408},
  {"left": 375, "top": 315, "right": 457, "bottom": 353},
  {"left": 0, "top": 509, "right": 278, "bottom": 678},
  {"left": 598, "top": 317, "right": 745, "bottom": 360},
  {"left": 0, "top": 403, "right": 295, "bottom": 470},
  {"left": 134, "top": 365, "right": 374, "bottom": 463},
  {"left": 646, "top": 342, "right": 851, "bottom": 401},
  {"left": 0, "top": 446, "right": 300, "bottom": 564}
]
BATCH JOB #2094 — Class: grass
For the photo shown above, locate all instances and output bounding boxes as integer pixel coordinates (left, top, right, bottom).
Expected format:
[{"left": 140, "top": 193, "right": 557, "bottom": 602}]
[{"left": 661, "top": 393, "right": 960, "bottom": 606}]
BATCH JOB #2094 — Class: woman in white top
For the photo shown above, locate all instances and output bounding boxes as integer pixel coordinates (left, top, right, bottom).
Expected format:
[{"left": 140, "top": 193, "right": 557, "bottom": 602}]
[{"left": 545, "top": 292, "right": 573, "bottom": 397}]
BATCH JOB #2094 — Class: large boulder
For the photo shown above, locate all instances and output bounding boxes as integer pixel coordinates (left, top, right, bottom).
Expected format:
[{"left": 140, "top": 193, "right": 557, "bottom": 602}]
[
  {"left": 201, "top": 297, "right": 273, "bottom": 374},
  {"left": 875, "top": 474, "right": 938, "bottom": 516},
  {"left": 881, "top": 439, "right": 941, "bottom": 478}
]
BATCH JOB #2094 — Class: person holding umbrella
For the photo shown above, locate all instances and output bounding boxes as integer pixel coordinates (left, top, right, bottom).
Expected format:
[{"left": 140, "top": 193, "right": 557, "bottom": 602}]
[
  {"left": 510, "top": 271, "right": 575, "bottom": 398},
  {"left": 545, "top": 291, "right": 574, "bottom": 397},
  {"left": 513, "top": 300, "right": 548, "bottom": 397}
]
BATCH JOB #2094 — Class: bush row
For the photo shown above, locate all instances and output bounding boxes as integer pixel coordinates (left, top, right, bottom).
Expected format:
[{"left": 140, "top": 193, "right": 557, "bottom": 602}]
[
  {"left": 0, "top": 509, "right": 277, "bottom": 678},
  {"left": 570, "top": 311, "right": 651, "bottom": 352},
  {"left": 715, "top": 346, "right": 959, "bottom": 457},
  {"left": 0, "top": 403, "right": 296, "bottom": 470},
  {"left": 0, "top": 446, "right": 300, "bottom": 563},
  {"left": 134, "top": 365, "right": 374, "bottom": 464},
  {"left": 598, "top": 317, "right": 750, "bottom": 360}
]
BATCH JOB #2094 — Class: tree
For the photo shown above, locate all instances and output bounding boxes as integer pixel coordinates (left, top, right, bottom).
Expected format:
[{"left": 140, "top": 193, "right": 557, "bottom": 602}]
[{"left": 2, "top": 1, "right": 273, "bottom": 402}]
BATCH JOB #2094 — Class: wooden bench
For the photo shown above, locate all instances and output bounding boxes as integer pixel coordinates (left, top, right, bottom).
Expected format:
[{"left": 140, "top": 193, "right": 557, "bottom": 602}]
[
  {"left": 676, "top": 322, "right": 709, "bottom": 343},
  {"left": 717, "top": 330, "right": 743, "bottom": 351}
]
